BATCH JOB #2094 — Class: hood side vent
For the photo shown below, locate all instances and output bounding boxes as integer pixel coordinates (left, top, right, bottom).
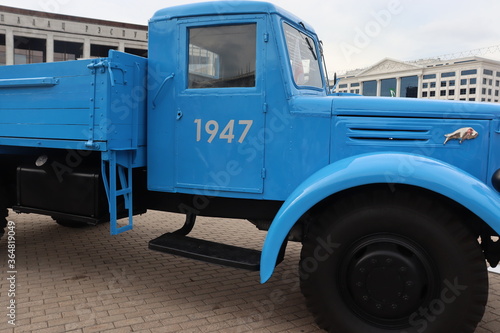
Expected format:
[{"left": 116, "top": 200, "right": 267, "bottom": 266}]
[{"left": 347, "top": 127, "right": 431, "bottom": 143}]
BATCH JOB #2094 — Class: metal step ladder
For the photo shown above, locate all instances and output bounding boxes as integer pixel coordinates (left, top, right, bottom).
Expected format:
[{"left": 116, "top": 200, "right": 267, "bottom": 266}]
[{"left": 101, "top": 149, "right": 134, "bottom": 235}]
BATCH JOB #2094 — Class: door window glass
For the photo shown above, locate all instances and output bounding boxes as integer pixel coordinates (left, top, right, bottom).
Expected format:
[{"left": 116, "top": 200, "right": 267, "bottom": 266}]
[{"left": 188, "top": 24, "right": 256, "bottom": 88}]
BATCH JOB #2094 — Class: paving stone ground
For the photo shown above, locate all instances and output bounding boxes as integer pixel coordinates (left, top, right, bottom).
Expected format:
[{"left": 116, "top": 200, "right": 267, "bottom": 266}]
[{"left": 1, "top": 209, "right": 500, "bottom": 333}]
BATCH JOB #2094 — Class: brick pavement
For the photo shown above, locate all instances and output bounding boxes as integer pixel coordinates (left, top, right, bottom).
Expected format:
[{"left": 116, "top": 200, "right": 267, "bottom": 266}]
[{"left": 1, "top": 209, "right": 500, "bottom": 333}]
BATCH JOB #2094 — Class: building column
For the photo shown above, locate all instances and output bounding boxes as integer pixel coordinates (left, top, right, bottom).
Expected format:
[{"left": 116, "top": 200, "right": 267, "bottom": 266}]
[
  {"left": 83, "top": 37, "right": 91, "bottom": 58},
  {"left": 396, "top": 77, "right": 401, "bottom": 97},
  {"left": 477, "top": 67, "right": 484, "bottom": 102},
  {"left": 417, "top": 74, "right": 422, "bottom": 98},
  {"left": 118, "top": 41, "right": 125, "bottom": 52},
  {"left": 46, "top": 33, "right": 54, "bottom": 62},
  {"left": 376, "top": 79, "right": 381, "bottom": 96},
  {"left": 5, "top": 28, "right": 13, "bottom": 65}
]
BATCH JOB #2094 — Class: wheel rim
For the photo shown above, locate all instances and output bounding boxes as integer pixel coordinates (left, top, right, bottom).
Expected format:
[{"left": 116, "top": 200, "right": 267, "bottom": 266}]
[{"left": 339, "top": 234, "right": 439, "bottom": 328}]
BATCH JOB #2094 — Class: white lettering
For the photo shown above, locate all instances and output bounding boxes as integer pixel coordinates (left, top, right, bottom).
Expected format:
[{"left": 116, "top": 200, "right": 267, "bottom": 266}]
[{"left": 194, "top": 119, "right": 254, "bottom": 143}]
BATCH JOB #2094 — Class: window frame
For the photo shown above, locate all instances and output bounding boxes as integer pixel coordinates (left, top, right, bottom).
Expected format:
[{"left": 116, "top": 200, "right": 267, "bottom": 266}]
[
  {"left": 461, "top": 69, "right": 477, "bottom": 76},
  {"left": 362, "top": 80, "right": 377, "bottom": 96},
  {"left": 178, "top": 14, "right": 266, "bottom": 94}
]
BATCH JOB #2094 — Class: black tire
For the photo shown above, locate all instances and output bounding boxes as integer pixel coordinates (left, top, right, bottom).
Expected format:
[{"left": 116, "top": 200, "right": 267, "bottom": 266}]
[
  {"left": 0, "top": 212, "right": 6, "bottom": 236},
  {"left": 0, "top": 182, "right": 8, "bottom": 237},
  {"left": 53, "top": 218, "right": 89, "bottom": 228},
  {"left": 300, "top": 188, "right": 488, "bottom": 333}
]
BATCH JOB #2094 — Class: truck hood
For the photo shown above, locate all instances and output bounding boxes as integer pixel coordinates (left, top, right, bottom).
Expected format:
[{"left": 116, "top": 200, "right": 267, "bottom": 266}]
[
  {"left": 331, "top": 95, "right": 500, "bottom": 120},
  {"left": 328, "top": 95, "right": 500, "bottom": 186}
]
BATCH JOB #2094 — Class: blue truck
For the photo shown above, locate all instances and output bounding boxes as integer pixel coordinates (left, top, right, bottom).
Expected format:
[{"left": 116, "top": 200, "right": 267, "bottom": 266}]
[{"left": 1, "top": 2, "right": 499, "bottom": 332}]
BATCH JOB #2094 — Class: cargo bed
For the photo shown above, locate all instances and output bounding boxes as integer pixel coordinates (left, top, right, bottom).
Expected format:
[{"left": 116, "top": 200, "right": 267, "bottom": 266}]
[{"left": 0, "top": 50, "right": 147, "bottom": 158}]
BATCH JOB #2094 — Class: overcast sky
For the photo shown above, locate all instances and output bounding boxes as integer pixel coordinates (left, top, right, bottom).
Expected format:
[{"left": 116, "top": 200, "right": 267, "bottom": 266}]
[{"left": 4, "top": 0, "right": 500, "bottom": 73}]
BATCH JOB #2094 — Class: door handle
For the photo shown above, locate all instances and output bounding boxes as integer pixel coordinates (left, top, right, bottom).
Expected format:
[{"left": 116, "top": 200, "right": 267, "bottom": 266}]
[{"left": 152, "top": 73, "right": 175, "bottom": 109}]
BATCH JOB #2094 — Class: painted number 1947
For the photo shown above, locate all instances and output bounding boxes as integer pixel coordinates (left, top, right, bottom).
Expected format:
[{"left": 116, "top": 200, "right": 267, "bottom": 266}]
[{"left": 194, "top": 119, "right": 253, "bottom": 143}]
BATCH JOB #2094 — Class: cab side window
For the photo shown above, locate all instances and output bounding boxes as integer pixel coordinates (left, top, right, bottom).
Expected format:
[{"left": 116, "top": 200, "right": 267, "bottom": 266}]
[{"left": 188, "top": 24, "right": 256, "bottom": 89}]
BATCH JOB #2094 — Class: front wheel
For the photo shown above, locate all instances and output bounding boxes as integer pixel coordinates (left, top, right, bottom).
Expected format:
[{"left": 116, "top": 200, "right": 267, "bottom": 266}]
[{"left": 300, "top": 189, "right": 488, "bottom": 333}]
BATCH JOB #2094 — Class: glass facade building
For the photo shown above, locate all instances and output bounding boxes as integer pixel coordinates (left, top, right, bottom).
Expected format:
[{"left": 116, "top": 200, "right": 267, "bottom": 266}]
[
  {"left": 336, "top": 57, "right": 500, "bottom": 103},
  {"left": 0, "top": 5, "right": 147, "bottom": 66}
]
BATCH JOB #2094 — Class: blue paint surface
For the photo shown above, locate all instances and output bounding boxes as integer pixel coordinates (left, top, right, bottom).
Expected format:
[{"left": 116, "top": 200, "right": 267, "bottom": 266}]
[{"left": 1, "top": 2, "right": 500, "bottom": 281}]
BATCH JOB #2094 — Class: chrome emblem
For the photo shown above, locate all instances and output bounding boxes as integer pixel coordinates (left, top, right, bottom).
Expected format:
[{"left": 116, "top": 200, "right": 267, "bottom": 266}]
[{"left": 443, "top": 127, "right": 478, "bottom": 145}]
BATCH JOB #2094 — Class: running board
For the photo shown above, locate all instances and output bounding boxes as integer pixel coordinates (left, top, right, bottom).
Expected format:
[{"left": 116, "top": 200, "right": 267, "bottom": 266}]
[{"left": 149, "top": 233, "right": 271, "bottom": 271}]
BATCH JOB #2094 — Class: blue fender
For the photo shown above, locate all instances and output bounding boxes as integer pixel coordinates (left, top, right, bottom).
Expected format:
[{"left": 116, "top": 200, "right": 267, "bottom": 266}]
[{"left": 260, "top": 152, "right": 500, "bottom": 283}]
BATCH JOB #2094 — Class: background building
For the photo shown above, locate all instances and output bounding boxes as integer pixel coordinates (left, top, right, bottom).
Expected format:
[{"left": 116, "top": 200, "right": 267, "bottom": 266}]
[
  {"left": 0, "top": 5, "right": 147, "bottom": 66},
  {"left": 3, "top": 5, "right": 500, "bottom": 105},
  {"left": 336, "top": 56, "right": 500, "bottom": 103}
]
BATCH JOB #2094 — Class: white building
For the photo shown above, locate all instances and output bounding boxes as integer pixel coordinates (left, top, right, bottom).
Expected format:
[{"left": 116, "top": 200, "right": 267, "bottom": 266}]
[
  {"left": 0, "top": 5, "right": 147, "bottom": 65},
  {"left": 336, "top": 56, "right": 500, "bottom": 103}
]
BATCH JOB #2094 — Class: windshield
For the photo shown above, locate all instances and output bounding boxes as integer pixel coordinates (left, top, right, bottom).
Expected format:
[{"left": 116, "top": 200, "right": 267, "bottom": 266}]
[{"left": 283, "top": 22, "right": 323, "bottom": 89}]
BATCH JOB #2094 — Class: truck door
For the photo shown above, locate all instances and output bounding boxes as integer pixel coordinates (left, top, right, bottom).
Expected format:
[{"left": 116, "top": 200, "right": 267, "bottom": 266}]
[{"left": 173, "top": 18, "right": 267, "bottom": 195}]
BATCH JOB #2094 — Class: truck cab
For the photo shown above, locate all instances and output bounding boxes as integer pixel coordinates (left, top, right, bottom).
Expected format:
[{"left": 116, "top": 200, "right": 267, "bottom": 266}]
[
  {"left": 1, "top": 2, "right": 500, "bottom": 332},
  {"left": 147, "top": 2, "right": 330, "bottom": 199}
]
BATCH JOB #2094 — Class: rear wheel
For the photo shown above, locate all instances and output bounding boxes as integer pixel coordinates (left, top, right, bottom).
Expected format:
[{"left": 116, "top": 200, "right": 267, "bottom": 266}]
[
  {"left": 300, "top": 189, "right": 488, "bottom": 333},
  {"left": 53, "top": 218, "right": 89, "bottom": 228},
  {"left": 0, "top": 181, "right": 8, "bottom": 237}
]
